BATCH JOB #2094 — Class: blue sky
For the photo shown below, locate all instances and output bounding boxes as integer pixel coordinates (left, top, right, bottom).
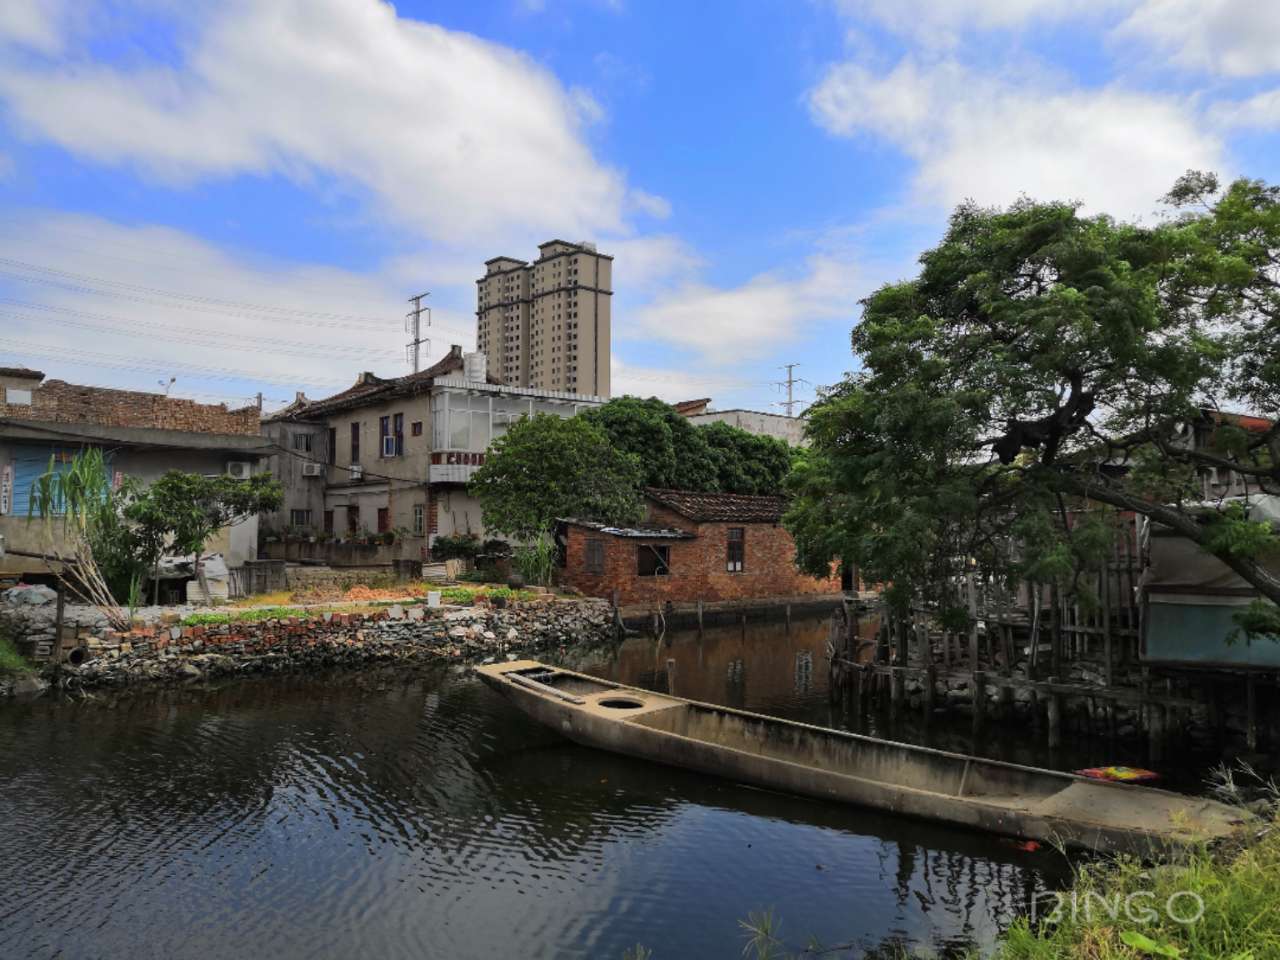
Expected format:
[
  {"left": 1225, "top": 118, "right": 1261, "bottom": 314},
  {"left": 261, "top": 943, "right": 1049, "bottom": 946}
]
[{"left": 1, "top": 0, "right": 1278, "bottom": 414}]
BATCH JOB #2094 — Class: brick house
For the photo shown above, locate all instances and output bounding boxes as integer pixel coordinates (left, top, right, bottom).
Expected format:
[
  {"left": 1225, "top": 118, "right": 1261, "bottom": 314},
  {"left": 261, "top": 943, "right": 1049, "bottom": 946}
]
[{"left": 558, "top": 488, "right": 841, "bottom": 605}]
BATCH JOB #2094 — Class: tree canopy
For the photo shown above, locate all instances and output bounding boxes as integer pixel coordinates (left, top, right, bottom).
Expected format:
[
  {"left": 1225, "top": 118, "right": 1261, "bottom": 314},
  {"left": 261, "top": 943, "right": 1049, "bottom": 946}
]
[
  {"left": 581, "top": 396, "right": 793, "bottom": 495},
  {"left": 468, "top": 413, "right": 643, "bottom": 540},
  {"left": 785, "top": 173, "right": 1280, "bottom": 637}
]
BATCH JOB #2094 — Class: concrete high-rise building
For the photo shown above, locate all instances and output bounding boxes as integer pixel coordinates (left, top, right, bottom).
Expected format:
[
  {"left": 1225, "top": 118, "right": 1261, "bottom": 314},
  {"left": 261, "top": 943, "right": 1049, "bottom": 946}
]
[{"left": 476, "top": 240, "right": 612, "bottom": 397}]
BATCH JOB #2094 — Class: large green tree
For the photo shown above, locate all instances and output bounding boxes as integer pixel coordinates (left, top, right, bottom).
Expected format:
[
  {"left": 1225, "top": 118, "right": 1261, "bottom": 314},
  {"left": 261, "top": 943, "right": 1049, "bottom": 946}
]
[
  {"left": 785, "top": 173, "right": 1280, "bottom": 635},
  {"left": 581, "top": 396, "right": 793, "bottom": 494},
  {"left": 469, "top": 413, "right": 644, "bottom": 540}
]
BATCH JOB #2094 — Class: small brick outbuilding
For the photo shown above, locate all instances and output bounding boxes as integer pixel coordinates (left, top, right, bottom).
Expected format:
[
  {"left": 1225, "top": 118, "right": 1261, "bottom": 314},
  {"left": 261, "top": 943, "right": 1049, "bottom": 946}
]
[{"left": 558, "top": 488, "right": 841, "bottom": 605}]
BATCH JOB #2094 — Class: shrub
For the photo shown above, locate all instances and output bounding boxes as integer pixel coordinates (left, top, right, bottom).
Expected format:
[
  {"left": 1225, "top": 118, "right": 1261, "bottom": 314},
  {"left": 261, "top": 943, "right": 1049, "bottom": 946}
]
[{"left": 432, "top": 533, "right": 482, "bottom": 561}]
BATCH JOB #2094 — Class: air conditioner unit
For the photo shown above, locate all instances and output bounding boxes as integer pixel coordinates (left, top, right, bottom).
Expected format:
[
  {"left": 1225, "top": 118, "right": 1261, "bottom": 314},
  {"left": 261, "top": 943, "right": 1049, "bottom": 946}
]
[
  {"left": 349, "top": 464, "right": 364, "bottom": 481},
  {"left": 226, "top": 461, "right": 253, "bottom": 480},
  {"left": 301, "top": 462, "right": 323, "bottom": 477},
  {"left": 382, "top": 436, "right": 398, "bottom": 458}
]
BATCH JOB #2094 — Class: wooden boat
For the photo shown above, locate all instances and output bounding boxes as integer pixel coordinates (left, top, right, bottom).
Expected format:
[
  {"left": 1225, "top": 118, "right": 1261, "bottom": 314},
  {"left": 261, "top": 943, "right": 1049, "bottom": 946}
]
[{"left": 476, "top": 660, "right": 1251, "bottom": 854}]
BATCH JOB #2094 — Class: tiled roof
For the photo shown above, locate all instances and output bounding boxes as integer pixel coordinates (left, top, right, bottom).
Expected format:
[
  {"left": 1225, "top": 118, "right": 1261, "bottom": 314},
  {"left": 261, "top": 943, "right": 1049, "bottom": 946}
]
[
  {"left": 672, "top": 397, "right": 712, "bottom": 416},
  {"left": 272, "top": 347, "right": 467, "bottom": 419},
  {"left": 644, "top": 488, "right": 786, "bottom": 523}
]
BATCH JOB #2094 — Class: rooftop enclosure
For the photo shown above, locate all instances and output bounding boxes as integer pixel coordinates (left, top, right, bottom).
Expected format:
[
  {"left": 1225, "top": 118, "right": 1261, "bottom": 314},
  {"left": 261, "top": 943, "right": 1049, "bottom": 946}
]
[
  {"left": 558, "top": 489, "right": 841, "bottom": 605},
  {"left": 0, "top": 368, "right": 259, "bottom": 436}
]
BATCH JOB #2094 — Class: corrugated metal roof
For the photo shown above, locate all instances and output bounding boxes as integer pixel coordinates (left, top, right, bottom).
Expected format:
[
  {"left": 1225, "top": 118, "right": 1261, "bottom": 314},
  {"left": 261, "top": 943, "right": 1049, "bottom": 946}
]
[{"left": 559, "top": 518, "right": 695, "bottom": 539}]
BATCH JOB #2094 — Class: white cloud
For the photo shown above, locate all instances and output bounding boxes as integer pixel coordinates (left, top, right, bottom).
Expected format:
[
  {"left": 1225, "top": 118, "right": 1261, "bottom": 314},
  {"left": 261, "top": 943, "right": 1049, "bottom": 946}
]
[
  {"left": 609, "top": 356, "right": 764, "bottom": 404},
  {"left": 0, "top": 0, "right": 630, "bottom": 245},
  {"left": 807, "top": 57, "right": 1225, "bottom": 220},
  {"left": 0, "top": 0, "right": 68, "bottom": 54},
  {"left": 608, "top": 234, "right": 701, "bottom": 292},
  {"left": 623, "top": 257, "right": 858, "bottom": 363},
  {"left": 0, "top": 214, "right": 475, "bottom": 406},
  {"left": 835, "top": 0, "right": 1125, "bottom": 46},
  {"left": 1115, "top": 1, "right": 1280, "bottom": 78},
  {"left": 1216, "top": 88, "right": 1280, "bottom": 130},
  {"left": 628, "top": 188, "right": 672, "bottom": 220}
]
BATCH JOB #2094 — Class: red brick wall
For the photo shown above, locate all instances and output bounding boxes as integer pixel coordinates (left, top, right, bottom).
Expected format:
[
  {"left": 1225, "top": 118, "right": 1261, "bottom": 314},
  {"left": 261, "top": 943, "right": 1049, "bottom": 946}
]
[
  {"left": 562, "top": 521, "right": 840, "bottom": 605},
  {"left": 0, "top": 380, "right": 259, "bottom": 435}
]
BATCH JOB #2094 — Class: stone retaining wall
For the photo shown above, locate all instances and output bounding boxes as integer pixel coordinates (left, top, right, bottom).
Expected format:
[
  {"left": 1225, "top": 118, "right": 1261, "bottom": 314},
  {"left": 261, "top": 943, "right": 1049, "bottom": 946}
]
[{"left": 1, "top": 599, "right": 615, "bottom": 699}]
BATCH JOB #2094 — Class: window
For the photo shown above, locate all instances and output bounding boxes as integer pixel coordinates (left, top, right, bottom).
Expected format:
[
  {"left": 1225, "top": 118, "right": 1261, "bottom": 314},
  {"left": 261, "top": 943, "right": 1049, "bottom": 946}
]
[
  {"left": 585, "top": 538, "right": 604, "bottom": 574},
  {"left": 347, "top": 505, "right": 359, "bottom": 534},
  {"left": 727, "top": 527, "right": 745, "bottom": 573},
  {"left": 291, "top": 433, "right": 312, "bottom": 452},
  {"left": 411, "top": 420, "right": 423, "bottom": 437},
  {"left": 413, "top": 503, "right": 424, "bottom": 536},
  {"left": 379, "top": 415, "right": 390, "bottom": 456},
  {"left": 377, "top": 507, "right": 390, "bottom": 533},
  {"left": 289, "top": 508, "right": 312, "bottom": 527},
  {"left": 4, "top": 388, "right": 31, "bottom": 405},
  {"left": 637, "top": 544, "right": 670, "bottom": 577},
  {"left": 393, "top": 413, "right": 404, "bottom": 455},
  {"left": 327, "top": 427, "right": 336, "bottom": 465},
  {"left": 350, "top": 423, "right": 360, "bottom": 463},
  {"left": 323, "top": 510, "right": 334, "bottom": 534}
]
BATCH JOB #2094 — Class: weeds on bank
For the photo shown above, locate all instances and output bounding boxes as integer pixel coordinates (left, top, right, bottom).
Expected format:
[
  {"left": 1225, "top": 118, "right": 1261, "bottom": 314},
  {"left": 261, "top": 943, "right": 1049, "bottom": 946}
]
[
  {"left": 0, "top": 630, "right": 32, "bottom": 675},
  {"left": 180, "top": 586, "right": 540, "bottom": 626}
]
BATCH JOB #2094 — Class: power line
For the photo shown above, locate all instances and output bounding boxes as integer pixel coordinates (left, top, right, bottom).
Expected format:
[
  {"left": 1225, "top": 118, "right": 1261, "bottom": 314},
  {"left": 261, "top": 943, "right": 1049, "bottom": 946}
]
[
  {"left": 0, "top": 258, "right": 477, "bottom": 340},
  {"left": 0, "top": 338, "right": 354, "bottom": 388},
  {"left": 0, "top": 306, "right": 407, "bottom": 362}
]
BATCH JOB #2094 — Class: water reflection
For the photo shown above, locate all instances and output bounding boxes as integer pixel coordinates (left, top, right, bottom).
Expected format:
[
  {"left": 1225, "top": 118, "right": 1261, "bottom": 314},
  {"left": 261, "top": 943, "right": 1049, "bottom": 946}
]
[{"left": 0, "top": 632, "right": 1070, "bottom": 960}]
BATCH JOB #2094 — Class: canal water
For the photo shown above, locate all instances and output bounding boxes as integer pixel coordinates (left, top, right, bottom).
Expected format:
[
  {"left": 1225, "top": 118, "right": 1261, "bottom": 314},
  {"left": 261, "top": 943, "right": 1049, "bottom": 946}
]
[{"left": 3, "top": 612, "right": 1207, "bottom": 960}]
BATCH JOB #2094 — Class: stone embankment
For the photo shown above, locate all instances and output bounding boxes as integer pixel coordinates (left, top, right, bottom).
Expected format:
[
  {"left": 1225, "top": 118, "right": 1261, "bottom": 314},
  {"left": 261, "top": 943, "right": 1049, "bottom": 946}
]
[{"left": 0, "top": 597, "right": 614, "bottom": 699}]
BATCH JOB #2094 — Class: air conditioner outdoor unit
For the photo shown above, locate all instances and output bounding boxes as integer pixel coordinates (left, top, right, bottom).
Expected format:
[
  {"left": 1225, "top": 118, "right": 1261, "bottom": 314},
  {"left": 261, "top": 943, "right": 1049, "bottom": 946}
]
[
  {"left": 382, "top": 436, "right": 398, "bottom": 458},
  {"left": 301, "top": 462, "right": 323, "bottom": 477},
  {"left": 226, "top": 461, "right": 253, "bottom": 480},
  {"left": 349, "top": 464, "right": 364, "bottom": 481}
]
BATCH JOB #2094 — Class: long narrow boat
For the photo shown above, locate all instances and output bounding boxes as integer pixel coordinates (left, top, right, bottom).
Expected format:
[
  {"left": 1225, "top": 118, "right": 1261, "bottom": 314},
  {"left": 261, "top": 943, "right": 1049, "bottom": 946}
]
[{"left": 476, "top": 660, "right": 1251, "bottom": 854}]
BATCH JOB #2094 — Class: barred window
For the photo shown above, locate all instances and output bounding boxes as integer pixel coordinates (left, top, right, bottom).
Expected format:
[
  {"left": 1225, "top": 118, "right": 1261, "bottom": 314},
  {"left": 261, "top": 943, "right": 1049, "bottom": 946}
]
[
  {"left": 726, "top": 527, "right": 745, "bottom": 572},
  {"left": 585, "top": 538, "right": 604, "bottom": 574}
]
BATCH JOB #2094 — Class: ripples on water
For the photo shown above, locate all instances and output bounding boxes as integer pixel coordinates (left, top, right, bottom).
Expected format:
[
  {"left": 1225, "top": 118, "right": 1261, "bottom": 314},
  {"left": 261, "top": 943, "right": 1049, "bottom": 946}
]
[{"left": 1, "top": 617, "right": 1075, "bottom": 959}]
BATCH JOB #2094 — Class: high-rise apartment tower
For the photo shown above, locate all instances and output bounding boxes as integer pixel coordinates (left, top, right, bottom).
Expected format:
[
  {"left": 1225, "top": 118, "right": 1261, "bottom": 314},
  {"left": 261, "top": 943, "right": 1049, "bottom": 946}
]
[{"left": 475, "top": 240, "right": 612, "bottom": 397}]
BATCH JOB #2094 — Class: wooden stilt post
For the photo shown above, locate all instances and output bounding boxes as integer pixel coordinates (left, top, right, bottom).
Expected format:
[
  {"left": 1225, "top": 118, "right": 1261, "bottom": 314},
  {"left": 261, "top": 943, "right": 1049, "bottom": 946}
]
[
  {"left": 1247, "top": 673, "right": 1259, "bottom": 752},
  {"left": 697, "top": 598, "right": 704, "bottom": 637},
  {"left": 785, "top": 602, "right": 791, "bottom": 634},
  {"left": 53, "top": 583, "right": 66, "bottom": 662},
  {"left": 1047, "top": 676, "right": 1061, "bottom": 750},
  {"left": 972, "top": 670, "right": 986, "bottom": 735},
  {"left": 967, "top": 573, "right": 979, "bottom": 676}
]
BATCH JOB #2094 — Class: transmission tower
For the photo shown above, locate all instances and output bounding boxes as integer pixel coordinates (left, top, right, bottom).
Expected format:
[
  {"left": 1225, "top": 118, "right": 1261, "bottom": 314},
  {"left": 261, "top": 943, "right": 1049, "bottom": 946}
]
[
  {"left": 405, "top": 292, "right": 431, "bottom": 372},
  {"left": 773, "top": 363, "right": 810, "bottom": 417}
]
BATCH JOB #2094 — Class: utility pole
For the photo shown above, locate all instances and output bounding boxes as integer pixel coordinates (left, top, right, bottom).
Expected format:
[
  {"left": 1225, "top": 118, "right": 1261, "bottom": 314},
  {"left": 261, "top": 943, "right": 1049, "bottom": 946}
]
[
  {"left": 774, "top": 363, "right": 809, "bottom": 417},
  {"left": 405, "top": 291, "right": 431, "bottom": 373}
]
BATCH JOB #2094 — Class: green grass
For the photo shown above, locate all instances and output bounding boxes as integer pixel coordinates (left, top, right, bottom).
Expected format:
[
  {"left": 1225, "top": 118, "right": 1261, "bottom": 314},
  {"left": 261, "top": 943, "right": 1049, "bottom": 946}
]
[
  {"left": 181, "top": 606, "right": 312, "bottom": 626},
  {"left": 0, "top": 632, "right": 31, "bottom": 675},
  {"left": 991, "top": 823, "right": 1280, "bottom": 960}
]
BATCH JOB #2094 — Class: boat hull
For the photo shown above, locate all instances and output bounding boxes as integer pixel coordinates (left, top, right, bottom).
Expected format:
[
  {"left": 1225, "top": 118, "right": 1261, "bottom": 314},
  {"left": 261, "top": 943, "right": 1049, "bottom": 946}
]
[{"left": 476, "top": 661, "right": 1249, "bottom": 854}]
